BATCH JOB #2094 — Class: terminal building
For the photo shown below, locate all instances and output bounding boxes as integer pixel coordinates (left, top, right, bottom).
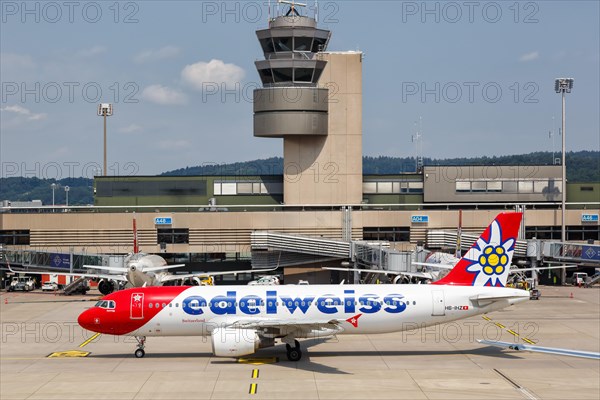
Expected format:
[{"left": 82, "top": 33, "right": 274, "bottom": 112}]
[{"left": 1, "top": 5, "right": 598, "bottom": 283}]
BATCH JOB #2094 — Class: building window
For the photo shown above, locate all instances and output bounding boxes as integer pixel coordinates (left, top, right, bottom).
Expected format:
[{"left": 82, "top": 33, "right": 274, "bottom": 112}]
[
  {"left": 363, "top": 181, "right": 423, "bottom": 194},
  {"left": 503, "top": 181, "right": 518, "bottom": 193},
  {"left": 581, "top": 186, "right": 594, "bottom": 192},
  {"left": 363, "top": 227, "right": 410, "bottom": 242},
  {"left": 0, "top": 230, "right": 30, "bottom": 245},
  {"left": 487, "top": 181, "right": 502, "bottom": 192},
  {"left": 518, "top": 181, "right": 534, "bottom": 193},
  {"left": 157, "top": 229, "right": 189, "bottom": 244}
]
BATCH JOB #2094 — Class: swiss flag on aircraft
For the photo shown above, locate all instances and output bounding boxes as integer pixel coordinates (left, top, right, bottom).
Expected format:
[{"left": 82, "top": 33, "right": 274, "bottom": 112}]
[
  {"left": 346, "top": 313, "right": 362, "bottom": 328},
  {"left": 130, "top": 293, "right": 144, "bottom": 319}
]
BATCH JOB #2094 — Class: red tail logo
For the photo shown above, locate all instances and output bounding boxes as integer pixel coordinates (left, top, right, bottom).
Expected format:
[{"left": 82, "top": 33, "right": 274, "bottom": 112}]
[{"left": 433, "top": 212, "right": 522, "bottom": 287}]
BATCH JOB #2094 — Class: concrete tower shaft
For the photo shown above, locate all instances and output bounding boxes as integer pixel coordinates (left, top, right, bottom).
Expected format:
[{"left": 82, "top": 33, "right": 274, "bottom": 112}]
[{"left": 253, "top": 4, "right": 363, "bottom": 205}]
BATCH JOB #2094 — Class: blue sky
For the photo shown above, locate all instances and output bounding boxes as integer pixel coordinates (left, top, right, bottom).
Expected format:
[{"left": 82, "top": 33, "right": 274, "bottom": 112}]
[{"left": 1, "top": 0, "right": 598, "bottom": 178}]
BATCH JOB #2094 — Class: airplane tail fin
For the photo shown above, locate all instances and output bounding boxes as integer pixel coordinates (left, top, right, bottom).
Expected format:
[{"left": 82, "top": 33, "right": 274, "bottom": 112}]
[
  {"left": 432, "top": 212, "right": 522, "bottom": 287},
  {"left": 133, "top": 213, "right": 139, "bottom": 254}
]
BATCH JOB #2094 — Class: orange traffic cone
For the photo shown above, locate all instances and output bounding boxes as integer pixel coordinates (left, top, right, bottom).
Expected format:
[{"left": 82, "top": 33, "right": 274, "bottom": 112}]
[
  {"left": 4, "top": 297, "right": 7, "bottom": 304},
  {"left": 570, "top": 292, "right": 574, "bottom": 298}
]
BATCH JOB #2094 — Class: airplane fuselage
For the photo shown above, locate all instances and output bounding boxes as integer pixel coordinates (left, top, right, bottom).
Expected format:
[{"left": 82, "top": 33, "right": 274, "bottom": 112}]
[{"left": 79, "top": 284, "right": 529, "bottom": 338}]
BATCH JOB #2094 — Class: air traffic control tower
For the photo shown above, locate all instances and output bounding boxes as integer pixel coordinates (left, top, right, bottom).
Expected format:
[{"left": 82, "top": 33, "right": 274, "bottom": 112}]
[{"left": 253, "top": 3, "right": 363, "bottom": 205}]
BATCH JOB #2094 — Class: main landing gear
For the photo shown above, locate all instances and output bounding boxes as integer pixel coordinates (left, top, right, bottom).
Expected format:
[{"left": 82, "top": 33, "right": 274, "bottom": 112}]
[
  {"left": 285, "top": 339, "right": 302, "bottom": 362},
  {"left": 134, "top": 336, "right": 146, "bottom": 358}
]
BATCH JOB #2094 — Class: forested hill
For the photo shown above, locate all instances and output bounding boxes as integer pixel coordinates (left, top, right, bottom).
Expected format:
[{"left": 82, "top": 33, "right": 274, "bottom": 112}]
[
  {"left": 1, "top": 151, "right": 598, "bottom": 205},
  {"left": 163, "top": 151, "right": 599, "bottom": 181}
]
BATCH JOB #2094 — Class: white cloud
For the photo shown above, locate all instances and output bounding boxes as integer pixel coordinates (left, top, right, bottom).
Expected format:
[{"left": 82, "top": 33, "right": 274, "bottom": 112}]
[
  {"left": 181, "top": 59, "right": 245, "bottom": 90},
  {"left": 134, "top": 46, "right": 180, "bottom": 63},
  {"left": 519, "top": 51, "right": 539, "bottom": 62},
  {"left": 0, "top": 53, "right": 35, "bottom": 70},
  {"left": 1, "top": 105, "right": 47, "bottom": 121},
  {"left": 119, "top": 124, "right": 143, "bottom": 134},
  {"left": 78, "top": 45, "right": 107, "bottom": 57},
  {"left": 157, "top": 139, "right": 190, "bottom": 150},
  {"left": 141, "top": 85, "right": 187, "bottom": 105}
]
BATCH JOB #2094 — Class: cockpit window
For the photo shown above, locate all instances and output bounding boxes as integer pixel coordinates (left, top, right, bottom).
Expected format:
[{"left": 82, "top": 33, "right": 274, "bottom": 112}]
[{"left": 94, "top": 300, "right": 116, "bottom": 309}]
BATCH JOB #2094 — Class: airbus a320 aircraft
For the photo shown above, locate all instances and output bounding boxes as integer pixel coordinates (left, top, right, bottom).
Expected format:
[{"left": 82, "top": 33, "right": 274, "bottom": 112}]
[{"left": 79, "top": 212, "right": 530, "bottom": 361}]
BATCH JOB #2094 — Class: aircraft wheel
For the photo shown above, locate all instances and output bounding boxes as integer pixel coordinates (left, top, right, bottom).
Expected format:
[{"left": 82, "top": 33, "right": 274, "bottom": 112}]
[
  {"left": 286, "top": 348, "right": 302, "bottom": 362},
  {"left": 134, "top": 349, "right": 145, "bottom": 358}
]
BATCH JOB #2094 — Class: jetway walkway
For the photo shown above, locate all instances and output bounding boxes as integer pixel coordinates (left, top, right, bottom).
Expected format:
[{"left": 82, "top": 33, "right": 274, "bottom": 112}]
[
  {"left": 542, "top": 242, "right": 600, "bottom": 265},
  {"left": 426, "top": 230, "right": 528, "bottom": 257}
]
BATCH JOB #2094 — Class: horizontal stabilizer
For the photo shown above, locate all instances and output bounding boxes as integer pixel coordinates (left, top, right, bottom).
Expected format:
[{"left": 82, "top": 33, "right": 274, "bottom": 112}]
[{"left": 478, "top": 339, "right": 600, "bottom": 360}]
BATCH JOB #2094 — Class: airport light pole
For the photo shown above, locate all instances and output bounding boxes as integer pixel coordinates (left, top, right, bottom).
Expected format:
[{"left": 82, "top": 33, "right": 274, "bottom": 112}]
[
  {"left": 555, "top": 77, "right": 573, "bottom": 284},
  {"left": 97, "top": 104, "right": 113, "bottom": 176},
  {"left": 64, "top": 186, "right": 70, "bottom": 207},
  {"left": 51, "top": 183, "right": 59, "bottom": 208}
]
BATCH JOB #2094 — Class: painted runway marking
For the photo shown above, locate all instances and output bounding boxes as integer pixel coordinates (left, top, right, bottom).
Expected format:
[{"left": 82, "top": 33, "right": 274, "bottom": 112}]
[
  {"left": 249, "top": 383, "right": 258, "bottom": 395},
  {"left": 251, "top": 369, "right": 259, "bottom": 379},
  {"left": 47, "top": 350, "right": 90, "bottom": 358},
  {"left": 79, "top": 332, "right": 101, "bottom": 348},
  {"left": 482, "top": 315, "right": 537, "bottom": 344}
]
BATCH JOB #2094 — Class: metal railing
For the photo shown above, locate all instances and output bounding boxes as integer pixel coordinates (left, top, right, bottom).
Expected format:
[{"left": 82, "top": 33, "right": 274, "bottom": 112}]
[{"left": 1, "top": 202, "right": 598, "bottom": 214}]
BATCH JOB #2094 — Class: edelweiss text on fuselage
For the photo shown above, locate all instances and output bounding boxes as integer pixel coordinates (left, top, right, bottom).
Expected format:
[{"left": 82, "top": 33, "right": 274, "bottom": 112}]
[{"left": 181, "top": 289, "right": 407, "bottom": 316}]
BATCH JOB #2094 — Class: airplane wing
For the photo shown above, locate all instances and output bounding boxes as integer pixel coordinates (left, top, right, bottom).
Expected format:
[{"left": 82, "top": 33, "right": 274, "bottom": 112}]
[
  {"left": 158, "top": 267, "right": 279, "bottom": 283},
  {"left": 141, "top": 264, "right": 186, "bottom": 273},
  {"left": 84, "top": 265, "right": 127, "bottom": 273},
  {"left": 212, "top": 316, "right": 346, "bottom": 336},
  {"left": 477, "top": 339, "right": 600, "bottom": 360},
  {"left": 8, "top": 265, "right": 127, "bottom": 282},
  {"left": 412, "top": 262, "right": 454, "bottom": 270},
  {"left": 509, "top": 265, "right": 578, "bottom": 273},
  {"left": 323, "top": 266, "right": 434, "bottom": 280}
]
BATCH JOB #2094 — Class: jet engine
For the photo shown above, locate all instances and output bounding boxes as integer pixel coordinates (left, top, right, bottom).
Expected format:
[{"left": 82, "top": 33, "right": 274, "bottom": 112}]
[
  {"left": 210, "top": 327, "right": 274, "bottom": 357},
  {"left": 98, "top": 279, "right": 115, "bottom": 295}
]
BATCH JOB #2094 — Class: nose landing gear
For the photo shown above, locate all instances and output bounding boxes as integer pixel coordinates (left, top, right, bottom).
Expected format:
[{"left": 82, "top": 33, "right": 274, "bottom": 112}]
[{"left": 134, "top": 336, "right": 146, "bottom": 358}]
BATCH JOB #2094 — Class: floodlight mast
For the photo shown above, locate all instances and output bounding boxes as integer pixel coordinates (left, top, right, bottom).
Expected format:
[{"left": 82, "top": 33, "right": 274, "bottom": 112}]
[
  {"left": 97, "top": 104, "right": 113, "bottom": 176},
  {"left": 554, "top": 77, "right": 574, "bottom": 284}
]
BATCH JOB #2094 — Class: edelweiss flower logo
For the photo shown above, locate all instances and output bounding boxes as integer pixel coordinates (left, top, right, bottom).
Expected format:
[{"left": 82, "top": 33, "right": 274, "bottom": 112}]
[{"left": 464, "top": 220, "right": 515, "bottom": 286}]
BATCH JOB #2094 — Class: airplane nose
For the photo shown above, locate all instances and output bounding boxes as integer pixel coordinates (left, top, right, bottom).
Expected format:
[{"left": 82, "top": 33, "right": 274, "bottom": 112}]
[{"left": 78, "top": 309, "right": 98, "bottom": 332}]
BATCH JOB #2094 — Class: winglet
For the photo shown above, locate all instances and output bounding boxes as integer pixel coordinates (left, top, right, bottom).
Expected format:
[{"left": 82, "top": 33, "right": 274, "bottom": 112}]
[{"left": 433, "top": 212, "right": 522, "bottom": 287}]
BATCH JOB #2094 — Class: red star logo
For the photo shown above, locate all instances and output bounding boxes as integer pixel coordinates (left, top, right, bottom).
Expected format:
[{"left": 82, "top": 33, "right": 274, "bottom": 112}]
[{"left": 346, "top": 313, "right": 362, "bottom": 328}]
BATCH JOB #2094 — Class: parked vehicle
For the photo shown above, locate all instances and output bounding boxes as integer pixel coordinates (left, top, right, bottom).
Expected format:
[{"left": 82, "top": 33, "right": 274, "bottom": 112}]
[
  {"left": 7, "top": 277, "right": 35, "bottom": 292},
  {"left": 248, "top": 276, "right": 280, "bottom": 286},
  {"left": 571, "top": 272, "right": 588, "bottom": 286},
  {"left": 41, "top": 281, "right": 59, "bottom": 291}
]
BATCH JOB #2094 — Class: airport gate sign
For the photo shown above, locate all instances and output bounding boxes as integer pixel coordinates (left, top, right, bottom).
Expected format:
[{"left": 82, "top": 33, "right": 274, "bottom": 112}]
[
  {"left": 411, "top": 215, "right": 429, "bottom": 223},
  {"left": 581, "top": 214, "right": 599, "bottom": 223},
  {"left": 154, "top": 217, "right": 173, "bottom": 225},
  {"left": 50, "top": 253, "right": 70, "bottom": 269}
]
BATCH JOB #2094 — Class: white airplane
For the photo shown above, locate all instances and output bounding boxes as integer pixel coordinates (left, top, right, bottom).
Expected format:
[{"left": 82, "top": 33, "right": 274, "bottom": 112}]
[
  {"left": 79, "top": 212, "right": 531, "bottom": 361},
  {"left": 8, "top": 216, "right": 275, "bottom": 294}
]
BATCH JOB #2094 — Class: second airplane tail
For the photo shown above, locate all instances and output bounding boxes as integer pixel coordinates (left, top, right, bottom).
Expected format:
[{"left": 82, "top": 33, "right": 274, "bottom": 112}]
[{"left": 433, "top": 212, "right": 522, "bottom": 287}]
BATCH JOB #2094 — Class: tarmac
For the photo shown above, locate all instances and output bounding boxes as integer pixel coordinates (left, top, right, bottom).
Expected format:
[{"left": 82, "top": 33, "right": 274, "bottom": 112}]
[{"left": 1, "top": 285, "right": 598, "bottom": 400}]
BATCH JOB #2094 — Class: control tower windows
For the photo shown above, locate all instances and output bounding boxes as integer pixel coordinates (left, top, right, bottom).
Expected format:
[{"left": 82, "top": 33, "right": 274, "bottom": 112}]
[
  {"left": 274, "top": 37, "right": 292, "bottom": 52},
  {"left": 295, "top": 68, "right": 314, "bottom": 82},
  {"left": 273, "top": 68, "right": 293, "bottom": 83},
  {"left": 295, "top": 37, "right": 313, "bottom": 51},
  {"left": 260, "top": 38, "right": 275, "bottom": 54},
  {"left": 312, "top": 38, "right": 328, "bottom": 53},
  {"left": 258, "top": 68, "right": 274, "bottom": 85}
]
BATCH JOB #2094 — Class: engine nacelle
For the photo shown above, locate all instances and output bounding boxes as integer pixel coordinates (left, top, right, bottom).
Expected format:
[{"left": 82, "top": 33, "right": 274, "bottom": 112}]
[
  {"left": 211, "top": 327, "right": 261, "bottom": 357},
  {"left": 98, "top": 279, "right": 115, "bottom": 295}
]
